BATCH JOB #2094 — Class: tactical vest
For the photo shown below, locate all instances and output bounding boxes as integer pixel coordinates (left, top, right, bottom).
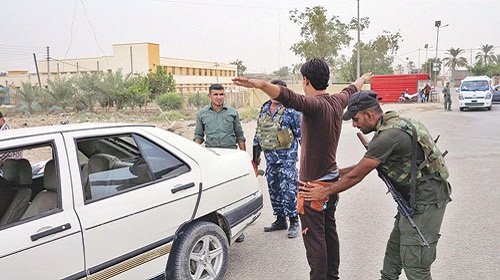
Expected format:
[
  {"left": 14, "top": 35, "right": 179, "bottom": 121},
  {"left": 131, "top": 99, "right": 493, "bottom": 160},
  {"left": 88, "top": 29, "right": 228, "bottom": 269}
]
[
  {"left": 377, "top": 111, "right": 449, "bottom": 186},
  {"left": 256, "top": 106, "right": 294, "bottom": 150}
]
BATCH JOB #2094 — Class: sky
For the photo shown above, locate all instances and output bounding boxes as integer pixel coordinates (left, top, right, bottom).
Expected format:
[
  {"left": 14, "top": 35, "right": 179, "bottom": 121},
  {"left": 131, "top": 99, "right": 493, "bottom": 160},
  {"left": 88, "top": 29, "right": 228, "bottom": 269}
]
[{"left": 1, "top": 0, "right": 499, "bottom": 74}]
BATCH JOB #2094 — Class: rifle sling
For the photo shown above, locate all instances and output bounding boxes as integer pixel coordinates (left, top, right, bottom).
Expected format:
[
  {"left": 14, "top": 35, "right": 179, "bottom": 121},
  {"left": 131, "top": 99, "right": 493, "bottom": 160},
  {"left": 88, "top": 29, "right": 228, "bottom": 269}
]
[{"left": 401, "top": 118, "right": 418, "bottom": 213}]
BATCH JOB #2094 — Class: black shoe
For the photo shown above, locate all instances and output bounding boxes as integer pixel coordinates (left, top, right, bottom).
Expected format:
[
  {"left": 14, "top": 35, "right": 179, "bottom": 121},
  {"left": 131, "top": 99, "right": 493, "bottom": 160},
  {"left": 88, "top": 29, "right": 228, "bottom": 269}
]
[
  {"left": 235, "top": 233, "right": 245, "bottom": 243},
  {"left": 264, "top": 216, "right": 288, "bottom": 232},
  {"left": 288, "top": 217, "right": 300, "bottom": 238}
]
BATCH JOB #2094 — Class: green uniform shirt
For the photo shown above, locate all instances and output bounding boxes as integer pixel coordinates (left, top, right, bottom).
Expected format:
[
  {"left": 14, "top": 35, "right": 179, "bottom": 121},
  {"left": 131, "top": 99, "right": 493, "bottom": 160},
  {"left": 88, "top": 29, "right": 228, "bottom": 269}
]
[
  {"left": 194, "top": 104, "right": 245, "bottom": 149},
  {"left": 364, "top": 127, "right": 451, "bottom": 206},
  {"left": 442, "top": 86, "right": 450, "bottom": 96}
]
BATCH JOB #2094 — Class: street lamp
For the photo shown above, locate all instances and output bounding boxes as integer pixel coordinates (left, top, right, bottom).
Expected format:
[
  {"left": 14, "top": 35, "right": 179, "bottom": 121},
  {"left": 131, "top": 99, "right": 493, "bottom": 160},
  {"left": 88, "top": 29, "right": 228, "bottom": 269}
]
[
  {"left": 434, "top": 20, "right": 449, "bottom": 60},
  {"left": 434, "top": 21, "right": 448, "bottom": 87}
]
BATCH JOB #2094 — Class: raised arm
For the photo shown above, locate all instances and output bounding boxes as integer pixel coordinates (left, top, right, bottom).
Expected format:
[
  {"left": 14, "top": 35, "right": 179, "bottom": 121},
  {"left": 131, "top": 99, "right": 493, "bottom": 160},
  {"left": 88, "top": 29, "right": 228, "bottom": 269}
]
[
  {"left": 232, "top": 77, "right": 282, "bottom": 100},
  {"left": 351, "top": 73, "right": 373, "bottom": 92}
]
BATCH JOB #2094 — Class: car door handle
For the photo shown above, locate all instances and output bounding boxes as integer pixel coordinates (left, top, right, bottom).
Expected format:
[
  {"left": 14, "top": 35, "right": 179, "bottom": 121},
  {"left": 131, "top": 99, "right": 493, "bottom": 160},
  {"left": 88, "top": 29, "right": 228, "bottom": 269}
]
[
  {"left": 171, "top": 182, "right": 195, "bottom": 194},
  {"left": 30, "top": 223, "right": 72, "bottom": 241}
]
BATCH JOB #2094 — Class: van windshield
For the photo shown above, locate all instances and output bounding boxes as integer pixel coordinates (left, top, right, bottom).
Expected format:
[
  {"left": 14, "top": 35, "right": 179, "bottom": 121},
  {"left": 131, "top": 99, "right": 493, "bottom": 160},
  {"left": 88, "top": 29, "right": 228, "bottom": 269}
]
[{"left": 461, "top": 81, "right": 489, "bottom": 91}]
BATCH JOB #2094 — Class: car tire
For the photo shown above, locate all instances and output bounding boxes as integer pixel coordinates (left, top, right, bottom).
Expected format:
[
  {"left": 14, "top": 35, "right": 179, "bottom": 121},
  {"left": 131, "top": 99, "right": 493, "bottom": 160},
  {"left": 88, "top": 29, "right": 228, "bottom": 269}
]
[
  {"left": 460, "top": 107, "right": 464, "bottom": 111},
  {"left": 487, "top": 106, "right": 492, "bottom": 110},
  {"left": 165, "top": 221, "right": 229, "bottom": 280}
]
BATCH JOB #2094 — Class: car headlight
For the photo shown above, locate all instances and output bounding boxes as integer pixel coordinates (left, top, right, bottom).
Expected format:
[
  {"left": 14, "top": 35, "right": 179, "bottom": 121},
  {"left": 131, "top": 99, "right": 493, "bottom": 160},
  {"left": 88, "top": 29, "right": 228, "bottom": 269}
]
[
  {"left": 486, "top": 91, "right": 492, "bottom": 99},
  {"left": 459, "top": 94, "right": 464, "bottom": 100}
]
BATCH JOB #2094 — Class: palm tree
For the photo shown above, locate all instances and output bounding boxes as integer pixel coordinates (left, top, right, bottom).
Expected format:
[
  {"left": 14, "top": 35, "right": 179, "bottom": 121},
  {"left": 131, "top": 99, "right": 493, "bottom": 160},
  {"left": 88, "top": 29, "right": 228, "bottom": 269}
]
[
  {"left": 443, "top": 48, "right": 468, "bottom": 82},
  {"left": 475, "top": 44, "right": 495, "bottom": 66},
  {"left": 17, "top": 82, "right": 41, "bottom": 113}
]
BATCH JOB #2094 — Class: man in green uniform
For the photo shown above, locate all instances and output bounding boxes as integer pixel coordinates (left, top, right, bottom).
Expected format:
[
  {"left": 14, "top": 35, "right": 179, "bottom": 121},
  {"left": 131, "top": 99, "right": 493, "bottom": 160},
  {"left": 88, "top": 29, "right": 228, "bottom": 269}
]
[
  {"left": 299, "top": 91, "right": 451, "bottom": 280},
  {"left": 194, "top": 83, "right": 246, "bottom": 242},
  {"left": 194, "top": 84, "right": 246, "bottom": 150},
  {"left": 442, "top": 82, "right": 452, "bottom": 111}
]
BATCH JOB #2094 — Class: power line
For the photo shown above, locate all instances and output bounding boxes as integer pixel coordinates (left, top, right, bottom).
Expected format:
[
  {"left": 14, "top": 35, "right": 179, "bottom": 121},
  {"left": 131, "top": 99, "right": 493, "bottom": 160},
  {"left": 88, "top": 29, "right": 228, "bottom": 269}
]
[{"left": 64, "top": 0, "right": 79, "bottom": 59}]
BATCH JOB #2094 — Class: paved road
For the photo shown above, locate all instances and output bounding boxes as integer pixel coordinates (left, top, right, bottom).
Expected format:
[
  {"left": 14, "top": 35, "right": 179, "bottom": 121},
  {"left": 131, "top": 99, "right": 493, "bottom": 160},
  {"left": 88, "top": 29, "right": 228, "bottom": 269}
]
[{"left": 226, "top": 93, "right": 500, "bottom": 280}]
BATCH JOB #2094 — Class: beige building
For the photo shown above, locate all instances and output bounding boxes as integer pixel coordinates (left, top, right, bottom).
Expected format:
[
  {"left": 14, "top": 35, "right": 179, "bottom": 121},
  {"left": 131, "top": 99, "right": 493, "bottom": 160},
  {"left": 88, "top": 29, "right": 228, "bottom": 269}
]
[{"left": 1, "top": 42, "right": 238, "bottom": 94}]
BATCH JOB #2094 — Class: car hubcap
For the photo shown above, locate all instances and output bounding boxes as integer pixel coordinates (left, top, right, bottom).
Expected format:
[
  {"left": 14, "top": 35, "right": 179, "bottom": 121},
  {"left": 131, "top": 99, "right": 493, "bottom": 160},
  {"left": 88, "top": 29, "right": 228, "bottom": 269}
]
[{"left": 189, "top": 235, "right": 224, "bottom": 280}]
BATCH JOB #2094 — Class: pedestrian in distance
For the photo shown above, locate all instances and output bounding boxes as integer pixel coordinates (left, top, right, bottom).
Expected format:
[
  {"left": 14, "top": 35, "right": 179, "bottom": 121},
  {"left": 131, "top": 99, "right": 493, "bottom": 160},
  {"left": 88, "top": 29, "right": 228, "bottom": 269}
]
[
  {"left": 423, "top": 84, "right": 431, "bottom": 102},
  {"left": 233, "top": 58, "right": 372, "bottom": 280},
  {"left": 193, "top": 83, "right": 246, "bottom": 242},
  {"left": 299, "top": 90, "right": 452, "bottom": 280},
  {"left": 253, "top": 79, "right": 302, "bottom": 238},
  {"left": 442, "top": 82, "right": 452, "bottom": 111}
]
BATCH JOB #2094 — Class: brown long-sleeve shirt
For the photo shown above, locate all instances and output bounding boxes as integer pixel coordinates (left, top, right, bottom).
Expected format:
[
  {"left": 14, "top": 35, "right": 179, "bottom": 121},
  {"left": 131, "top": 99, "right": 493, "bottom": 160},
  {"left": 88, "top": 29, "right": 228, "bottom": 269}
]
[{"left": 276, "top": 85, "right": 357, "bottom": 181}]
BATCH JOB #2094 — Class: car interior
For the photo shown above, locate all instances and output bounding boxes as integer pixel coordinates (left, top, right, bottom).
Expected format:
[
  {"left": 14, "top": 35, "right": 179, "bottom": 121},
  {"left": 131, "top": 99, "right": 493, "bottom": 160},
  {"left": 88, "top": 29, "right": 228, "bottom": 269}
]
[
  {"left": 0, "top": 144, "right": 59, "bottom": 228},
  {"left": 0, "top": 133, "right": 191, "bottom": 228}
]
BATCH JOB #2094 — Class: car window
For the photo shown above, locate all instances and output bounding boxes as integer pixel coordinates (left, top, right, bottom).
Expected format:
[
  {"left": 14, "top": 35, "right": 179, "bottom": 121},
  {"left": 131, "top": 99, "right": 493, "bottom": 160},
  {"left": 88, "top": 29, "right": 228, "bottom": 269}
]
[
  {"left": 78, "top": 133, "right": 190, "bottom": 202},
  {"left": 461, "top": 81, "right": 489, "bottom": 91},
  {"left": 0, "top": 143, "right": 59, "bottom": 229},
  {"left": 134, "top": 134, "right": 190, "bottom": 180}
]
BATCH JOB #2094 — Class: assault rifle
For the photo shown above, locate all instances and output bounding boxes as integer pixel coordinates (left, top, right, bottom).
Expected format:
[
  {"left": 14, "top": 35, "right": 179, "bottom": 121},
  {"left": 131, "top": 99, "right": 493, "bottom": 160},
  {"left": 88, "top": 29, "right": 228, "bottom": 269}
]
[{"left": 357, "top": 132, "right": 430, "bottom": 248}]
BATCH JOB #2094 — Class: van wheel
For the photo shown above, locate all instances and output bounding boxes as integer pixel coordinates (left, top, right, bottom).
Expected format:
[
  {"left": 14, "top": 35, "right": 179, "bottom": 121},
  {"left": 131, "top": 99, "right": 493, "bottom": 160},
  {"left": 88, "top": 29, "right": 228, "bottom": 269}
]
[
  {"left": 165, "top": 221, "right": 229, "bottom": 280},
  {"left": 460, "top": 107, "right": 464, "bottom": 111},
  {"left": 487, "top": 106, "right": 492, "bottom": 110}
]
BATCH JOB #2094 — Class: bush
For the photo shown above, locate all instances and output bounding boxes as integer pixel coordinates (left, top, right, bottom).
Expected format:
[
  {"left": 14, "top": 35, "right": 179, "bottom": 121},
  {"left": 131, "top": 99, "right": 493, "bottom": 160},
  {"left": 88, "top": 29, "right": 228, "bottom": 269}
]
[
  {"left": 157, "top": 92, "right": 183, "bottom": 111},
  {"left": 187, "top": 93, "right": 210, "bottom": 108}
]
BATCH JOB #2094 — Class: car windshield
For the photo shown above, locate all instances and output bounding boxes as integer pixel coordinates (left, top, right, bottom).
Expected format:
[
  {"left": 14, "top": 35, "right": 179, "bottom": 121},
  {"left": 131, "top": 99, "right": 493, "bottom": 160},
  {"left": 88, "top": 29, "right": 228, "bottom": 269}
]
[{"left": 461, "top": 81, "right": 489, "bottom": 91}]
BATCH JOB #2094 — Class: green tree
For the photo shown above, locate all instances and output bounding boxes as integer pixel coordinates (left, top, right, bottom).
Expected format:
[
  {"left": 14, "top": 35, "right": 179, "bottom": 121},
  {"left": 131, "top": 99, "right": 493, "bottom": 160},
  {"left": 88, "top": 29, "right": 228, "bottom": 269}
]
[
  {"left": 338, "top": 31, "right": 401, "bottom": 82},
  {"left": 187, "top": 93, "right": 210, "bottom": 109},
  {"left": 442, "top": 48, "right": 468, "bottom": 81},
  {"left": 468, "top": 61, "right": 489, "bottom": 76},
  {"left": 16, "top": 82, "right": 41, "bottom": 113},
  {"left": 272, "top": 66, "right": 290, "bottom": 79},
  {"left": 157, "top": 92, "right": 183, "bottom": 111},
  {"left": 100, "top": 70, "right": 129, "bottom": 110},
  {"left": 0, "top": 87, "right": 8, "bottom": 105},
  {"left": 147, "top": 66, "right": 176, "bottom": 99},
  {"left": 125, "top": 75, "right": 150, "bottom": 109},
  {"left": 47, "top": 77, "right": 74, "bottom": 110},
  {"left": 73, "top": 72, "right": 104, "bottom": 112},
  {"left": 289, "top": 6, "right": 353, "bottom": 67},
  {"left": 230, "top": 59, "right": 247, "bottom": 77},
  {"left": 475, "top": 44, "right": 495, "bottom": 66}
]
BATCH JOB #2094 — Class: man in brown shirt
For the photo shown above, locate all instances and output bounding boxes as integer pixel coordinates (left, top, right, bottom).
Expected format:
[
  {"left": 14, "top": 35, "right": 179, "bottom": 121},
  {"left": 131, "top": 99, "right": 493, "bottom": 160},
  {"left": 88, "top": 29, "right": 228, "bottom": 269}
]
[{"left": 234, "top": 58, "right": 371, "bottom": 280}]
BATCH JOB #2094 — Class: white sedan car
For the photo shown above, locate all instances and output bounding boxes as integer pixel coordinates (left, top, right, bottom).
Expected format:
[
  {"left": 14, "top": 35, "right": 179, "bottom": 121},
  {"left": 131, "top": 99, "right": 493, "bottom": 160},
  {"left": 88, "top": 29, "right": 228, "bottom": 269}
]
[{"left": 0, "top": 123, "right": 263, "bottom": 280}]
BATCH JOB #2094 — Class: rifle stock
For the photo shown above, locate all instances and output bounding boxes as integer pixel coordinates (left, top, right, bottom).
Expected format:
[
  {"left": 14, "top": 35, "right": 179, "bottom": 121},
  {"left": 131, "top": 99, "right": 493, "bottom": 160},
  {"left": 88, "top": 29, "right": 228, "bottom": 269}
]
[{"left": 356, "top": 132, "right": 430, "bottom": 248}]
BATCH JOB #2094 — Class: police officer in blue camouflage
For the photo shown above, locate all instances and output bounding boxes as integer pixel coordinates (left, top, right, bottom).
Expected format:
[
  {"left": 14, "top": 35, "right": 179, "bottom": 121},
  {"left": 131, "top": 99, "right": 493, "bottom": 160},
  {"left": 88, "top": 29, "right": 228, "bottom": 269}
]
[{"left": 253, "top": 80, "right": 302, "bottom": 238}]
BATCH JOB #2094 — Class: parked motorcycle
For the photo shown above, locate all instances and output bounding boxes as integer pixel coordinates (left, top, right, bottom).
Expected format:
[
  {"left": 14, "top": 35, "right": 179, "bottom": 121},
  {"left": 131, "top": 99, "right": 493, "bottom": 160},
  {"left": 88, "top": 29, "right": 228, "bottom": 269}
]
[{"left": 398, "top": 91, "right": 419, "bottom": 103}]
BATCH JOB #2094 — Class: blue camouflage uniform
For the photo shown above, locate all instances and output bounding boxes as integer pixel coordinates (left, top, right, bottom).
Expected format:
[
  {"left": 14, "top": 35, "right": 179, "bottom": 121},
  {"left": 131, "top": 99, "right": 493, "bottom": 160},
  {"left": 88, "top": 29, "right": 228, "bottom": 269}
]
[{"left": 253, "top": 101, "right": 301, "bottom": 218}]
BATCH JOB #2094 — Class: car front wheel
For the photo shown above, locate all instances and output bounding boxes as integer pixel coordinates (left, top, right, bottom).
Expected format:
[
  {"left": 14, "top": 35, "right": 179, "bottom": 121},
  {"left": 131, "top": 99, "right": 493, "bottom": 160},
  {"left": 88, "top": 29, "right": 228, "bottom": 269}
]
[{"left": 166, "top": 221, "right": 229, "bottom": 280}]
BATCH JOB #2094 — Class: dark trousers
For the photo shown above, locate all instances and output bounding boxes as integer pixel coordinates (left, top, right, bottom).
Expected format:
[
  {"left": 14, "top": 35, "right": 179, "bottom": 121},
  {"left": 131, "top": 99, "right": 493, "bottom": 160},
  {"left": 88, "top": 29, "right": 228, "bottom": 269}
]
[{"left": 300, "top": 194, "right": 339, "bottom": 280}]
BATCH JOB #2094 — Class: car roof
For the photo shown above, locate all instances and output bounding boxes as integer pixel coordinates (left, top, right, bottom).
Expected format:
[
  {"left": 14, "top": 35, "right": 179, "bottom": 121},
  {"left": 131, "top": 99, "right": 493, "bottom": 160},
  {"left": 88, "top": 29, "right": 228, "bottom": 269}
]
[
  {"left": 0, "top": 123, "right": 155, "bottom": 141},
  {"left": 462, "top": 76, "right": 491, "bottom": 81}
]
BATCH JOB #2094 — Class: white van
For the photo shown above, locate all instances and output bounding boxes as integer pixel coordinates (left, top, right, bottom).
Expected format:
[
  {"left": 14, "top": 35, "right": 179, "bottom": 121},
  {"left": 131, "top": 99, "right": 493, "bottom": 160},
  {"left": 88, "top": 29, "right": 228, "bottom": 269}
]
[{"left": 458, "top": 76, "right": 493, "bottom": 111}]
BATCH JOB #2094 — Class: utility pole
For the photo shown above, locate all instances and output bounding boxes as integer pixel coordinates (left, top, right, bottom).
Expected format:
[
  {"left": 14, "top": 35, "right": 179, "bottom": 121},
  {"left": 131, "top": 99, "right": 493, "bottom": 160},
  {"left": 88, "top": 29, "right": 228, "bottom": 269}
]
[
  {"left": 215, "top": 62, "right": 219, "bottom": 83},
  {"left": 356, "top": 0, "right": 361, "bottom": 78},
  {"left": 33, "top": 53, "right": 42, "bottom": 88},
  {"left": 130, "top": 46, "right": 134, "bottom": 74},
  {"left": 46, "top": 46, "right": 50, "bottom": 87}
]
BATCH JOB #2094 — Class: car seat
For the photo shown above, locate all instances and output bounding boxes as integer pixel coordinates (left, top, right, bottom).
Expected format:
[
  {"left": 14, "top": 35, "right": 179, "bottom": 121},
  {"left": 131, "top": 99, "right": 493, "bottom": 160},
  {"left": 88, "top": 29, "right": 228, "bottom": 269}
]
[
  {"left": 21, "top": 160, "right": 58, "bottom": 219},
  {"left": 0, "top": 158, "right": 33, "bottom": 225}
]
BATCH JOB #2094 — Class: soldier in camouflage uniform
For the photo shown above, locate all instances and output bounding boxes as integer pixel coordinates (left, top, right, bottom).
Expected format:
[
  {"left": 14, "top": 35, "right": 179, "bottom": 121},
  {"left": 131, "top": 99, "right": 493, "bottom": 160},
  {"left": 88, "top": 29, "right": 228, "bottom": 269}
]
[
  {"left": 254, "top": 80, "right": 302, "bottom": 238},
  {"left": 300, "top": 91, "right": 452, "bottom": 280}
]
